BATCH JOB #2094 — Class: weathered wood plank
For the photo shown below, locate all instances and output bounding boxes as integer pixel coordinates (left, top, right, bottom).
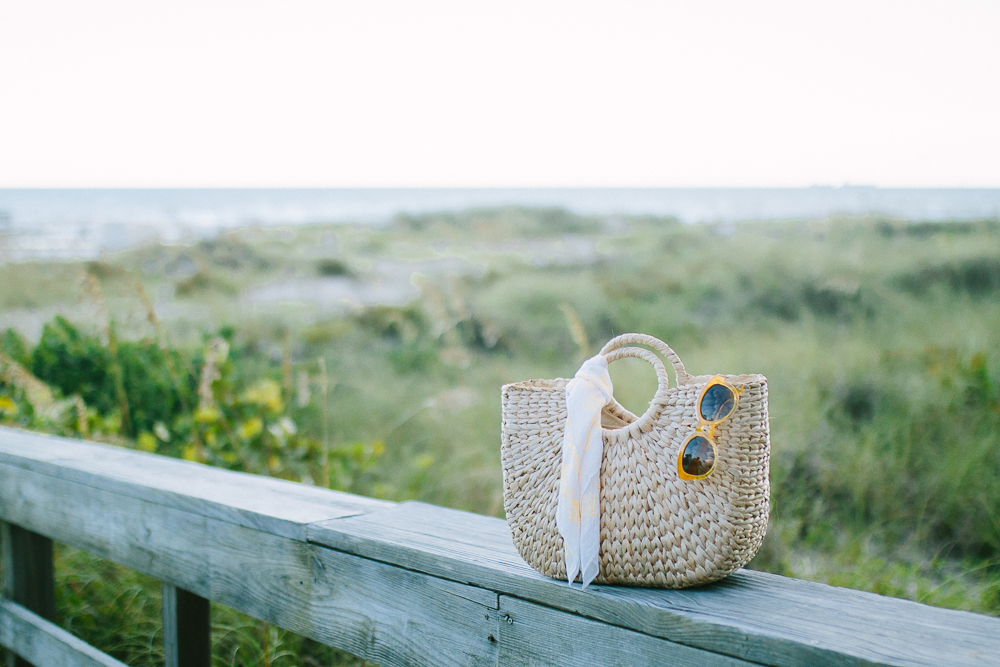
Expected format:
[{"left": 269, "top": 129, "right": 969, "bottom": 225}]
[
  {"left": 1, "top": 523, "right": 55, "bottom": 622},
  {"left": 0, "top": 598, "right": 127, "bottom": 667},
  {"left": 2, "top": 521, "right": 56, "bottom": 667},
  {"left": 0, "top": 465, "right": 211, "bottom": 593},
  {"left": 206, "top": 519, "right": 499, "bottom": 667},
  {"left": 3, "top": 430, "right": 1000, "bottom": 667},
  {"left": 497, "top": 596, "right": 755, "bottom": 667},
  {"left": 309, "top": 502, "right": 1000, "bottom": 667},
  {"left": 0, "top": 426, "right": 391, "bottom": 540},
  {"left": 162, "top": 584, "right": 210, "bottom": 667},
  {"left": 0, "top": 461, "right": 498, "bottom": 667}
]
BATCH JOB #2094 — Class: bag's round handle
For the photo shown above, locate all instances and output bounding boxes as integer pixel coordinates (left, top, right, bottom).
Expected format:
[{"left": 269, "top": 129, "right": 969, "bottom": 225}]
[
  {"left": 599, "top": 333, "right": 692, "bottom": 386},
  {"left": 598, "top": 334, "right": 692, "bottom": 434},
  {"left": 600, "top": 344, "right": 672, "bottom": 435}
]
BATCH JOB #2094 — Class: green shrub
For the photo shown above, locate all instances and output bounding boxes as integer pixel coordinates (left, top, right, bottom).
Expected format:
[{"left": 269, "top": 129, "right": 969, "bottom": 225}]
[
  {"left": 31, "top": 316, "right": 115, "bottom": 415},
  {"left": 316, "top": 258, "right": 351, "bottom": 277},
  {"left": 0, "top": 328, "right": 30, "bottom": 366}
]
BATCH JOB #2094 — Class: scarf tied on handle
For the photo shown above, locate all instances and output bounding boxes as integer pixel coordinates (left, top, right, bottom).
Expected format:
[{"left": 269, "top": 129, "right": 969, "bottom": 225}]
[{"left": 555, "top": 354, "right": 613, "bottom": 588}]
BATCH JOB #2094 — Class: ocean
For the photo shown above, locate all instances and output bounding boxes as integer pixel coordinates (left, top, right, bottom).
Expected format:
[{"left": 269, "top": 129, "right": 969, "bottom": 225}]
[{"left": 1, "top": 187, "right": 999, "bottom": 260}]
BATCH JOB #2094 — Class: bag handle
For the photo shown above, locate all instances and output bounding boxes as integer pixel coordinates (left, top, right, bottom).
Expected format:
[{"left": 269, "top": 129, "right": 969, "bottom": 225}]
[
  {"left": 599, "top": 333, "right": 692, "bottom": 387},
  {"left": 598, "top": 334, "right": 688, "bottom": 434}
]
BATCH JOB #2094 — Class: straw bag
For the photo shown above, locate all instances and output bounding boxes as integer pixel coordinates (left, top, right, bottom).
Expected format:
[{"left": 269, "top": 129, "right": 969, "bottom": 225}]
[{"left": 500, "top": 333, "right": 770, "bottom": 588}]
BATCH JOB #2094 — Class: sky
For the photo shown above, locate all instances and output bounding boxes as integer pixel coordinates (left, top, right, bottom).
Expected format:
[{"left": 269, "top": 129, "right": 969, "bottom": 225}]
[{"left": 1, "top": 1, "right": 998, "bottom": 188}]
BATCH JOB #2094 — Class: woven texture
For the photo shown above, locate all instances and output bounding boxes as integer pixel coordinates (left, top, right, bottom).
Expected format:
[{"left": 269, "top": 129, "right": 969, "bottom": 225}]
[{"left": 501, "top": 333, "right": 770, "bottom": 588}]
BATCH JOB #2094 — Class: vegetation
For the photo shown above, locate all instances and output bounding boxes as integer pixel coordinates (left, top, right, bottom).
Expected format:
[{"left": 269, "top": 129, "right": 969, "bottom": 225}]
[{"left": 1, "top": 208, "right": 999, "bottom": 665}]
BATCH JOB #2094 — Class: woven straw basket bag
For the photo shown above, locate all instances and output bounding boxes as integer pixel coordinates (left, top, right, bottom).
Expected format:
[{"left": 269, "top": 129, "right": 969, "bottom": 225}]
[{"left": 501, "top": 333, "right": 770, "bottom": 588}]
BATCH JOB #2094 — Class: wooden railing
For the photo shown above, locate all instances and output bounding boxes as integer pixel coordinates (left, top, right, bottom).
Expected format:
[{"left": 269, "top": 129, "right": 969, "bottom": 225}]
[{"left": 0, "top": 425, "right": 998, "bottom": 667}]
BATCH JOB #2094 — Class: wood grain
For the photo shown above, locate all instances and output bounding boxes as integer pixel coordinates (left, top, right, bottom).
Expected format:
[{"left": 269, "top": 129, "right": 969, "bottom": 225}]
[
  {"left": 162, "top": 584, "right": 210, "bottom": 667},
  {"left": 3, "top": 429, "right": 1000, "bottom": 667},
  {"left": 310, "top": 501, "right": 1000, "bottom": 667},
  {"left": 0, "top": 599, "right": 127, "bottom": 667},
  {"left": 2, "top": 521, "right": 56, "bottom": 667},
  {"left": 205, "top": 520, "right": 498, "bottom": 667},
  {"left": 1, "top": 522, "right": 54, "bottom": 622},
  {"left": 0, "top": 461, "right": 497, "bottom": 667},
  {"left": 0, "top": 465, "right": 211, "bottom": 593},
  {"left": 497, "top": 596, "right": 754, "bottom": 667},
  {"left": 0, "top": 426, "right": 391, "bottom": 540}
]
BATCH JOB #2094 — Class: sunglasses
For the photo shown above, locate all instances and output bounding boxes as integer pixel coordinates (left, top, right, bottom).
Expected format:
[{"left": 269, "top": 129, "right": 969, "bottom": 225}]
[{"left": 677, "top": 376, "right": 743, "bottom": 481}]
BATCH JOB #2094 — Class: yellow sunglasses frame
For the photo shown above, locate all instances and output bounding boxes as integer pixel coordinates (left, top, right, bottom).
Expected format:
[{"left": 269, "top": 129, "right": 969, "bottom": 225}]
[{"left": 677, "top": 376, "right": 743, "bottom": 481}]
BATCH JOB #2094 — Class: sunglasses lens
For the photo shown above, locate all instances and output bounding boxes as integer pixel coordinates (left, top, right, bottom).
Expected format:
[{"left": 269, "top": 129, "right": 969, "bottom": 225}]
[
  {"left": 699, "top": 383, "right": 736, "bottom": 422},
  {"left": 681, "top": 435, "right": 716, "bottom": 478}
]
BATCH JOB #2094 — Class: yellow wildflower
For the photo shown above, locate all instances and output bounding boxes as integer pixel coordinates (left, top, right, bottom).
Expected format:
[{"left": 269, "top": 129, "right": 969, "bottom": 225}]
[
  {"left": 238, "top": 416, "right": 263, "bottom": 440},
  {"left": 137, "top": 432, "right": 157, "bottom": 453},
  {"left": 240, "top": 379, "right": 283, "bottom": 413}
]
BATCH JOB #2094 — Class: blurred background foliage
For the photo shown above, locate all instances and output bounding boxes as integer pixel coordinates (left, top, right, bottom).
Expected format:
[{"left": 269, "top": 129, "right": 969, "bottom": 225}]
[{"left": 1, "top": 208, "right": 999, "bottom": 665}]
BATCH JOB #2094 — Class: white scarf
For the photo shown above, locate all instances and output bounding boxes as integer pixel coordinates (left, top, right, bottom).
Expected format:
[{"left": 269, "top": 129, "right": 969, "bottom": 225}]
[{"left": 555, "top": 355, "right": 613, "bottom": 588}]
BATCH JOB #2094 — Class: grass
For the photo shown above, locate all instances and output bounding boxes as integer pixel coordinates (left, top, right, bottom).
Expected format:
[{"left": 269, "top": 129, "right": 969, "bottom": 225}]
[{"left": 1, "top": 208, "right": 999, "bottom": 665}]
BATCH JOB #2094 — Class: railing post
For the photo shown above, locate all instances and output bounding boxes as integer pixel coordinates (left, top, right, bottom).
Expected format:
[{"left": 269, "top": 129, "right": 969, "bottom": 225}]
[
  {"left": 1, "top": 521, "right": 56, "bottom": 667},
  {"left": 162, "top": 583, "right": 211, "bottom": 667}
]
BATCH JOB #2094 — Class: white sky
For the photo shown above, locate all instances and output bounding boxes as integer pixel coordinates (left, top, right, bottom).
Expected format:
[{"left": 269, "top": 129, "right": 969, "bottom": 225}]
[{"left": 1, "top": 1, "right": 998, "bottom": 188}]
